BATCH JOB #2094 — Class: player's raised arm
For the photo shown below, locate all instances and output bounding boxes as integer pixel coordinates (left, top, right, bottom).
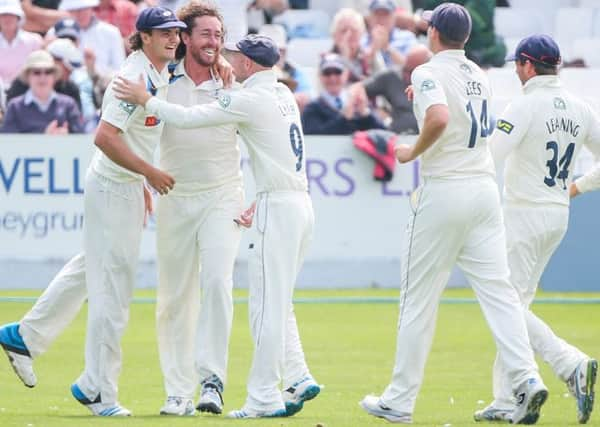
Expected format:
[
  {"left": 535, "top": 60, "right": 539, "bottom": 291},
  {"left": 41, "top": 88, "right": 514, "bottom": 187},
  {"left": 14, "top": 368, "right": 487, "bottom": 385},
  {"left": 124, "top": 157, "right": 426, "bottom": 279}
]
[{"left": 113, "top": 75, "right": 249, "bottom": 129}]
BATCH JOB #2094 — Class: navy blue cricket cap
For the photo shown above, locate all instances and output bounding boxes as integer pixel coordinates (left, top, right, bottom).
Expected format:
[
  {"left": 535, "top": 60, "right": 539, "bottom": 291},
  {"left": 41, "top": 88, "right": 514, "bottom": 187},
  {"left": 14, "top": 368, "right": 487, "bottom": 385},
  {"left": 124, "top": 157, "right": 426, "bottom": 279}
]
[
  {"left": 369, "top": 0, "right": 395, "bottom": 12},
  {"left": 135, "top": 7, "right": 186, "bottom": 31},
  {"left": 54, "top": 18, "right": 81, "bottom": 40},
  {"left": 225, "top": 34, "right": 281, "bottom": 67},
  {"left": 506, "top": 34, "right": 561, "bottom": 66},
  {"left": 422, "top": 3, "right": 472, "bottom": 43}
]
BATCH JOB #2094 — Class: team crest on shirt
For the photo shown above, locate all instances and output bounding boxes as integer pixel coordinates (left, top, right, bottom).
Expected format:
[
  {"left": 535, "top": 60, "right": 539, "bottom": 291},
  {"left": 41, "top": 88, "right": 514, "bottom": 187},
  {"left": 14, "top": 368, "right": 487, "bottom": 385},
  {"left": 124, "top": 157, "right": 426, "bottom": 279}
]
[
  {"left": 420, "top": 79, "right": 436, "bottom": 92},
  {"left": 553, "top": 97, "right": 566, "bottom": 110},
  {"left": 496, "top": 119, "right": 514, "bottom": 134},
  {"left": 118, "top": 100, "right": 136, "bottom": 116},
  {"left": 218, "top": 93, "right": 231, "bottom": 109},
  {"left": 460, "top": 63, "right": 472, "bottom": 74}
]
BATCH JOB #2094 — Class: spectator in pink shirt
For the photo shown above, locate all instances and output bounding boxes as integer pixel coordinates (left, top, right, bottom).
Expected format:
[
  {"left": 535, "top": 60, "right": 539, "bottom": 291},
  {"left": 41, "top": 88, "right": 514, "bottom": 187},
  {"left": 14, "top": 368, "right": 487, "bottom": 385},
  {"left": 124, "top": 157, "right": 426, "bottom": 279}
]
[{"left": 0, "top": 0, "right": 43, "bottom": 85}]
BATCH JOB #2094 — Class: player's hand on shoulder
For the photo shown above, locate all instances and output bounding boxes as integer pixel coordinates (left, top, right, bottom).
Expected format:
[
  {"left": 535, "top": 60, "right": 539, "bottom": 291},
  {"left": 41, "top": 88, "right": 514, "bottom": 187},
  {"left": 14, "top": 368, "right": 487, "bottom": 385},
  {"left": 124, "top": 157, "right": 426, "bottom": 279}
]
[
  {"left": 214, "top": 55, "right": 234, "bottom": 88},
  {"left": 145, "top": 167, "right": 175, "bottom": 196},
  {"left": 395, "top": 143, "right": 415, "bottom": 164},
  {"left": 113, "top": 74, "right": 151, "bottom": 106}
]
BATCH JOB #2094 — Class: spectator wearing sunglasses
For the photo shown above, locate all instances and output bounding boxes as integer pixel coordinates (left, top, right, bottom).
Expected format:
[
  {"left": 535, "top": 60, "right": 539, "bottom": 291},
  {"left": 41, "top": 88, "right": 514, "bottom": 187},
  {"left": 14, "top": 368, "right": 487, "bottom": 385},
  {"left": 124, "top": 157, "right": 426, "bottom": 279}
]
[
  {"left": 302, "top": 53, "right": 384, "bottom": 135},
  {"left": 1, "top": 49, "right": 83, "bottom": 133}
]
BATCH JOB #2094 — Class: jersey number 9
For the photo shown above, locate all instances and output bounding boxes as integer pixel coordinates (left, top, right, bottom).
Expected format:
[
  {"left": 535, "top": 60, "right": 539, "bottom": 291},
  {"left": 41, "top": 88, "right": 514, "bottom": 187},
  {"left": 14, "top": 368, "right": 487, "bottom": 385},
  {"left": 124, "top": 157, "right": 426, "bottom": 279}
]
[{"left": 290, "top": 123, "right": 304, "bottom": 172}]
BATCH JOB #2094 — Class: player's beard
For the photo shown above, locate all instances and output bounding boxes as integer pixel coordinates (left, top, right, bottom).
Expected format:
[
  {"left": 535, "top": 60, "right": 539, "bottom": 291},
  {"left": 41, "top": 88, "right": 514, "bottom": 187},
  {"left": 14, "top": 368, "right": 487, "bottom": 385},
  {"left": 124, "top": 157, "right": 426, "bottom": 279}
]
[{"left": 189, "top": 44, "right": 219, "bottom": 67}]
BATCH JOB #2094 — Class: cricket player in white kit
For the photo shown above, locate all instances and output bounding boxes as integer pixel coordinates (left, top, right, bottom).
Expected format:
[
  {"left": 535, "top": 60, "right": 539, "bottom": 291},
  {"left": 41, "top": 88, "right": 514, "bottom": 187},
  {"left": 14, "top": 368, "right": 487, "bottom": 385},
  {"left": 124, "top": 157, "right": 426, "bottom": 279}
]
[
  {"left": 114, "top": 34, "right": 321, "bottom": 419},
  {"left": 155, "top": 2, "right": 243, "bottom": 417},
  {"left": 474, "top": 34, "right": 599, "bottom": 424},
  {"left": 0, "top": 7, "right": 185, "bottom": 416},
  {"left": 359, "top": 4, "right": 548, "bottom": 425}
]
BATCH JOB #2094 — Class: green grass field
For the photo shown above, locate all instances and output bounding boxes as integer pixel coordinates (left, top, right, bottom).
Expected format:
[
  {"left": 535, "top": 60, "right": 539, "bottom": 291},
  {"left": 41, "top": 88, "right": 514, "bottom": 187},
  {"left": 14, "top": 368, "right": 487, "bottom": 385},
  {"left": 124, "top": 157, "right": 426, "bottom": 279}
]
[{"left": 0, "top": 289, "right": 598, "bottom": 426}]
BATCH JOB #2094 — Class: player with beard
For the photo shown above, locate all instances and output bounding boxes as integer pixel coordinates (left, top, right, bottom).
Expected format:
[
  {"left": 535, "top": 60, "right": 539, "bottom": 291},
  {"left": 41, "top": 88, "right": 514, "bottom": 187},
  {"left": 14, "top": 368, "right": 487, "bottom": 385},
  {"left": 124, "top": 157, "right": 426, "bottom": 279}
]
[{"left": 154, "top": 1, "right": 245, "bottom": 416}]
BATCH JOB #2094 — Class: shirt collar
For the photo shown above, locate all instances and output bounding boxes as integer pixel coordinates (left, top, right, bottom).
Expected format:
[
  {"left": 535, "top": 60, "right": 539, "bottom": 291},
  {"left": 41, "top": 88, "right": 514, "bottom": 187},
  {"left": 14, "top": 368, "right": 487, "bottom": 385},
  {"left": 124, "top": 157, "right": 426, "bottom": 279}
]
[
  {"left": 432, "top": 49, "right": 467, "bottom": 62},
  {"left": 24, "top": 89, "right": 58, "bottom": 111},
  {"left": 176, "top": 58, "right": 224, "bottom": 91},
  {"left": 243, "top": 69, "right": 276, "bottom": 88},
  {"left": 523, "top": 75, "right": 561, "bottom": 94},
  {"left": 135, "top": 50, "right": 170, "bottom": 87},
  {"left": 321, "top": 90, "right": 346, "bottom": 110},
  {"left": 0, "top": 29, "right": 27, "bottom": 47}
]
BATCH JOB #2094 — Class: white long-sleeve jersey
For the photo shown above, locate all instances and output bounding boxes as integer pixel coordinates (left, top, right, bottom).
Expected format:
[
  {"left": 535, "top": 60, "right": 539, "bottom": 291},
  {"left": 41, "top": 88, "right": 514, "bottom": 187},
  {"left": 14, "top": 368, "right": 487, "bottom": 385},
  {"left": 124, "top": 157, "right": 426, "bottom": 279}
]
[{"left": 490, "top": 75, "right": 600, "bottom": 206}]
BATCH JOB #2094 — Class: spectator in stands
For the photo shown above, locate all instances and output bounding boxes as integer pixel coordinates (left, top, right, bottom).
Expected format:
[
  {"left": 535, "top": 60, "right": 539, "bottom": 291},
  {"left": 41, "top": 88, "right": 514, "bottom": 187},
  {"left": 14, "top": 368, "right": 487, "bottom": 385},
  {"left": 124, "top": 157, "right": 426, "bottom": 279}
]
[
  {"left": 330, "top": 8, "right": 372, "bottom": 83},
  {"left": 259, "top": 24, "right": 312, "bottom": 111},
  {"left": 0, "top": 0, "right": 43, "bottom": 85},
  {"left": 52, "top": 17, "right": 111, "bottom": 111},
  {"left": 0, "top": 77, "right": 6, "bottom": 122},
  {"left": 6, "top": 41, "right": 82, "bottom": 107},
  {"left": 302, "top": 53, "right": 385, "bottom": 135},
  {"left": 357, "top": 44, "right": 431, "bottom": 134},
  {"left": 0, "top": 50, "right": 83, "bottom": 133},
  {"left": 362, "top": 0, "right": 417, "bottom": 69},
  {"left": 20, "top": 0, "right": 69, "bottom": 35},
  {"left": 60, "top": 0, "right": 125, "bottom": 74},
  {"left": 419, "top": 0, "right": 506, "bottom": 67},
  {"left": 94, "top": 0, "right": 138, "bottom": 39},
  {"left": 47, "top": 37, "right": 98, "bottom": 132}
]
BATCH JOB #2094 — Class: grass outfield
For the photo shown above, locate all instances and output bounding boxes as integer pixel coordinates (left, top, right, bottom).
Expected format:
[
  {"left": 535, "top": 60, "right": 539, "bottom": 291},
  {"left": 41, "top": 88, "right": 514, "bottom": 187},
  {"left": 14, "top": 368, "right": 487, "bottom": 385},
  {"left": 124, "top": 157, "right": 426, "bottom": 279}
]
[{"left": 0, "top": 289, "right": 598, "bottom": 426}]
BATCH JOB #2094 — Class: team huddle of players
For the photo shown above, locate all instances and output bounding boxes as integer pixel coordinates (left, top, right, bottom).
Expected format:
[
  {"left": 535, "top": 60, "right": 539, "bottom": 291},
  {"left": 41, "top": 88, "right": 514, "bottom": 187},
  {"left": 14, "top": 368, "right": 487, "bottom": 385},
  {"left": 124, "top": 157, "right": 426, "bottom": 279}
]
[{"left": 0, "top": 2, "right": 598, "bottom": 425}]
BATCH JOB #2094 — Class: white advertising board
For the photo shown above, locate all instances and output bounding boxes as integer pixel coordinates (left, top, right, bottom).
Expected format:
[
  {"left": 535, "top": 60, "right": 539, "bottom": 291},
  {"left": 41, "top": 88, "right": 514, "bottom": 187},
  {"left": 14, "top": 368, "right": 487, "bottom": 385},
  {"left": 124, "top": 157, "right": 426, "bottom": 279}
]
[{"left": 0, "top": 134, "right": 418, "bottom": 288}]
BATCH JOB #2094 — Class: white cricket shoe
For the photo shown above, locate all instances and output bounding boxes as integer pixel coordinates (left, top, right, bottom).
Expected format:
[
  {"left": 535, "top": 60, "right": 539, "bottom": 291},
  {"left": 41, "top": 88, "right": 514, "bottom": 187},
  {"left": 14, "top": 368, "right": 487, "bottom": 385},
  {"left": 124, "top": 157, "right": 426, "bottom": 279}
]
[
  {"left": 196, "top": 375, "right": 224, "bottom": 414},
  {"left": 160, "top": 396, "right": 195, "bottom": 416},
  {"left": 71, "top": 383, "right": 132, "bottom": 416},
  {"left": 0, "top": 322, "right": 37, "bottom": 387},
  {"left": 473, "top": 403, "right": 513, "bottom": 423},
  {"left": 511, "top": 378, "right": 548, "bottom": 425},
  {"left": 282, "top": 375, "right": 322, "bottom": 416},
  {"left": 359, "top": 395, "right": 413, "bottom": 424},
  {"left": 567, "top": 358, "right": 597, "bottom": 424},
  {"left": 226, "top": 407, "right": 287, "bottom": 419}
]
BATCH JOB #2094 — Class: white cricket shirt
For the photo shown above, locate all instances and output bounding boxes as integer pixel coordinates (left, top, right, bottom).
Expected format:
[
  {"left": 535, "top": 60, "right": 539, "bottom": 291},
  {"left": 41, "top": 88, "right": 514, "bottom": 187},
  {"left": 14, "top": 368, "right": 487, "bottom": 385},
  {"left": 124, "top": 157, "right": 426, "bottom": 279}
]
[
  {"left": 411, "top": 49, "right": 495, "bottom": 179},
  {"left": 92, "top": 50, "right": 170, "bottom": 183},
  {"left": 160, "top": 60, "right": 241, "bottom": 195},
  {"left": 145, "top": 70, "right": 308, "bottom": 193},
  {"left": 490, "top": 75, "right": 600, "bottom": 206}
]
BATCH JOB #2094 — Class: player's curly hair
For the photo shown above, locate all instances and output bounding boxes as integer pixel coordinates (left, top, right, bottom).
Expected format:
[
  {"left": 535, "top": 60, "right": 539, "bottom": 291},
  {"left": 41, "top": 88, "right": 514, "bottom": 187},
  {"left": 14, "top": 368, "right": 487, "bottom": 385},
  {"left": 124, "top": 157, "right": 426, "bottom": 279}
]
[
  {"left": 175, "top": 0, "right": 226, "bottom": 60},
  {"left": 129, "top": 30, "right": 151, "bottom": 51}
]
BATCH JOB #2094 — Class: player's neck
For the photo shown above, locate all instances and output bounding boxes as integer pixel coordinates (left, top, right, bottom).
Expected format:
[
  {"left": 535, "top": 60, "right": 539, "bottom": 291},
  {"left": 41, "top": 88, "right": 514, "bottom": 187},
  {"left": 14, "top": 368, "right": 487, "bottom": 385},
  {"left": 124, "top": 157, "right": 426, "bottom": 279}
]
[
  {"left": 142, "top": 48, "right": 169, "bottom": 73},
  {"left": 184, "top": 56, "right": 212, "bottom": 85}
]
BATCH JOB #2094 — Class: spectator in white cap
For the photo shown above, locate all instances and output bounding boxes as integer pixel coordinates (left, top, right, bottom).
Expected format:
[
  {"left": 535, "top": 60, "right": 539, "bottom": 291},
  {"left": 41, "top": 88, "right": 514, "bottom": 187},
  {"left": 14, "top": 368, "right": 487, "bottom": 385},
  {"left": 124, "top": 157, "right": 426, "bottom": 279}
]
[
  {"left": 0, "top": 0, "right": 43, "bottom": 85},
  {"left": 0, "top": 49, "right": 83, "bottom": 133},
  {"left": 59, "top": 0, "right": 125, "bottom": 74},
  {"left": 47, "top": 37, "right": 99, "bottom": 132}
]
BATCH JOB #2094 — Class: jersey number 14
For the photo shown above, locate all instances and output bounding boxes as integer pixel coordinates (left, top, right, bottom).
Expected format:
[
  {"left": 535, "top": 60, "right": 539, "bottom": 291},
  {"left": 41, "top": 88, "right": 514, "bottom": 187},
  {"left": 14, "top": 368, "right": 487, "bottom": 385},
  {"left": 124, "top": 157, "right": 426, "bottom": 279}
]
[{"left": 466, "top": 100, "right": 489, "bottom": 148}]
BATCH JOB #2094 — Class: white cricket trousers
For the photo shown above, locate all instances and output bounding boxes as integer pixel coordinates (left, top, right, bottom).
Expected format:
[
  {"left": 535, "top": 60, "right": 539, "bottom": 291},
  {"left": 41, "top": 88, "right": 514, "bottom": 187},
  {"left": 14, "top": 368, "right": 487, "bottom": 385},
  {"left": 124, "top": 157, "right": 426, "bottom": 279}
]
[
  {"left": 491, "top": 203, "right": 587, "bottom": 408},
  {"left": 156, "top": 183, "right": 243, "bottom": 398},
  {"left": 19, "top": 253, "right": 87, "bottom": 358},
  {"left": 380, "top": 176, "right": 540, "bottom": 414},
  {"left": 75, "top": 170, "right": 145, "bottom": 405},
  {"left": 245, "top": 191, "right": 314, "bottom": 412}
]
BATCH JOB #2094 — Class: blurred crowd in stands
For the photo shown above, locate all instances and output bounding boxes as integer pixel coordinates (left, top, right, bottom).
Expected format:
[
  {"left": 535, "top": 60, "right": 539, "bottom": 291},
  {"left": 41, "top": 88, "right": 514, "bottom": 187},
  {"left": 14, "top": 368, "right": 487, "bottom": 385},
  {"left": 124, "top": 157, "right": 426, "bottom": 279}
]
[{"left": 0, "top": 0, "right": 595, "bottom": 135}]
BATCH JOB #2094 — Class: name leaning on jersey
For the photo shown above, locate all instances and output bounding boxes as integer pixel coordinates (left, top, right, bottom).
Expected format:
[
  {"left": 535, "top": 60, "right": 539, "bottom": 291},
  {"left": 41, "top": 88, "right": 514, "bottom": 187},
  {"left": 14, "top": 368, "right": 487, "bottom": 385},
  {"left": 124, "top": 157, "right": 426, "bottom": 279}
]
[{"left": 545, "top": 117, "right": 580, "bottom": 137}]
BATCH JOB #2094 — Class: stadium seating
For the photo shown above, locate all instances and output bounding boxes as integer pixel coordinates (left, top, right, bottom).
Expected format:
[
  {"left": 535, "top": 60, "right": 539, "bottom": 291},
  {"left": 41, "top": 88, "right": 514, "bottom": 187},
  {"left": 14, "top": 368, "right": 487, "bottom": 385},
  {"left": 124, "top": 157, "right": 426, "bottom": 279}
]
[
  {"left": 494, "top": 8, "right": 550, "bottom": 39},
  {"left": 572, "top": 38, "right": 600, "bottom": 66},
  {"left": 287, "top": 37, "right": 333, "bottom": 67},
  {"left": 308, "top": 0, "right": 342, "bottom": 18},
  {"left": 273, "top": 9, "right": 331, "bottom": 39},
  {"left": 554, "top": 8, "right": 595, "bottom": 60},
  {"left": 487, "top": 67, "right": 522, "bottom": 99}
]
